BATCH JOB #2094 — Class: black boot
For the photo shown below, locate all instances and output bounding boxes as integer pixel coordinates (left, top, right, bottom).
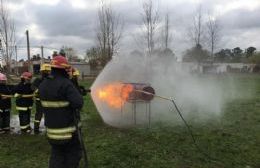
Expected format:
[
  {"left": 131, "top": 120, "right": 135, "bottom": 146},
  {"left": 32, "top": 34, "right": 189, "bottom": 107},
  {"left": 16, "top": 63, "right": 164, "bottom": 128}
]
[
  {"left": 34, "top": 122, "right": 40, "bottom": 134},
  {"left": 3, "top": 127, "right": 10, "bottom": 134},
  {"left": 26, "top": 127, "right": 32, "bottom": 134},
  {"left": 0, "top": 128, "right": 5, "bottom": 134},
  {"left": 21, "top": 127, "right": 32, "bottom": 134}
]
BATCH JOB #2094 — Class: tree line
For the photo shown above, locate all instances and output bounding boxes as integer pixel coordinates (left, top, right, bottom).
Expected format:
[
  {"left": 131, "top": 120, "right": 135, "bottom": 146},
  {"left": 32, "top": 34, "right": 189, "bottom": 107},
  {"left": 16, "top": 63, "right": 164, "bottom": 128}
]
[
  {"left": 183, "top": 46, "right": 259, "bottom": 64},
  {"left": 87, "top": 0, "right": 176, "bottom": 68},
  {"left": 87, "top": 1, "right": 259, "bottom": 68},
  {"left": 1, "top": 0, "right": 259, "bottom": 73}
]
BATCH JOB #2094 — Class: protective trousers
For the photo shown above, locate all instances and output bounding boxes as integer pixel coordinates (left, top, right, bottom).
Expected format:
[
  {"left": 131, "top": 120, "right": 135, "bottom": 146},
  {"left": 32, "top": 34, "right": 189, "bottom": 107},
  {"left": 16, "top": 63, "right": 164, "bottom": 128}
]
[
  {"left": 18, "top": 109, "right": 31, "bottom": 133},
  {"left": 34, "top": 100, "right": 43, "bottom": 133},
  {"left": 0, "top": 109, "right": 10, "bottom": 133},
  {"left": 49, "top": 134, "right": 82, "bottom": 168}
]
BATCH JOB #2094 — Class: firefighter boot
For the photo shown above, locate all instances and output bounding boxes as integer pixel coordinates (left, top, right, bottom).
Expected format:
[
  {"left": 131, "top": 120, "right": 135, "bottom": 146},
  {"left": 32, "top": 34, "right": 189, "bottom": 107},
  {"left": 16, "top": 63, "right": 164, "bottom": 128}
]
[
  {"left": 34, "top": 121, "right": 40, "bottom": 134},
  {"left": 2, "top": 109, "right": 10, "bottom": 133}
]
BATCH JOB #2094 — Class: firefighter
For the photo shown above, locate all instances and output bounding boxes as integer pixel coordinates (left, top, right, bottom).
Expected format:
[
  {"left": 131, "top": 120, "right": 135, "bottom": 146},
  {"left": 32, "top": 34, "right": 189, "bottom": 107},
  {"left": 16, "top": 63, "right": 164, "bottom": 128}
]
[
  {"left": 39, "top": 56, "right": 84, "bottom": 168},
  {"left": 32, "top": 64, "right": 51, "bottom": 134},
  {"left": 0, "top": 73, "right": 14, "bottom": 134},
  {"left": 13, "top": 72, "right": 34, "bottom": 134},
  {"left": 70, "top": 68, "right": 90, "bottom": 96}
]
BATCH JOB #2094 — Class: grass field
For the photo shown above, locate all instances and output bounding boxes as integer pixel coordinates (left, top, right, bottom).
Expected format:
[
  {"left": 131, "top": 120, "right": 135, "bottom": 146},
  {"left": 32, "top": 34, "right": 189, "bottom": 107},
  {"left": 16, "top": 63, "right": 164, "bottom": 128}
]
[{"left": 0, "top": 75, "right": 259, "bottom": 168}]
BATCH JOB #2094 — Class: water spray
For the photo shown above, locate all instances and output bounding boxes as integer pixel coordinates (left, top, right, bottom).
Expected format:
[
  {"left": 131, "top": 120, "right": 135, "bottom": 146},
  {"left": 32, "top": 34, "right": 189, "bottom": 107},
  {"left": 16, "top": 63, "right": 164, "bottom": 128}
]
[
  {"left": 134, "top": 89, "right": 254, "bottom": 167},
  {"left": 134, "top": 89, "right": 225, "bottom": 165},
  {"left": 89, "top": 52, "right": 252, "bottom": 167},
  {"left": 93, "top": 83, "right": 220, "bottom": 163}
]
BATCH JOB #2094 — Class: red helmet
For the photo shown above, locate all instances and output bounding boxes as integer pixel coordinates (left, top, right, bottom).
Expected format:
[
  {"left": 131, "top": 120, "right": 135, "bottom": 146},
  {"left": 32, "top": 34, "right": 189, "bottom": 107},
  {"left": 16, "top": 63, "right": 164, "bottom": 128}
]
[
  {"left": 50, "top": 55, "right": 70, "bottom": 69},
  {"left": 0, "top": 73, "right": 7, "bottom": 81},
  {"left": 21, "top": 72, "right": 32, "bottom": 79}
]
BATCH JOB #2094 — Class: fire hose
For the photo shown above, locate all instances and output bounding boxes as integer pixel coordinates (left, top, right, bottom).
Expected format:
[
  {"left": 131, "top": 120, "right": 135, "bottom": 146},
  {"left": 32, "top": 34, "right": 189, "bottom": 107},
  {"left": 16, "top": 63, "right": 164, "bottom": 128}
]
[
  {"left": 134, "top": 89, "right": 250, "bottom": 167},
  {"left": 73, "top": 89, "right": 91, "bottom": 168},
  {"left": 73, "top": 109, "right": 88, "bottom": 168}
]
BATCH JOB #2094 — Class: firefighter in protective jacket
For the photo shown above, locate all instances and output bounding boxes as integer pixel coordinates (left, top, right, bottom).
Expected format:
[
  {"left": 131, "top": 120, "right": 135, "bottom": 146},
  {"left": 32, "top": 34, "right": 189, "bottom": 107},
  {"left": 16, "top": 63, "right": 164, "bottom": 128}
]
[
  {"left": 13, "top": 72, "right": 34, "bottom": 134},
  {"left": 0, "top": 73, "right": 14, "bottom": 134},
  {"left": 70, "top": 68, "right": 90, "bottom": 96},
  {"left": 39, "top": 56, "right": 84, "bottom": 168},
  {"left": 32, "top": 64, "right": 51, "bottom": 134}
]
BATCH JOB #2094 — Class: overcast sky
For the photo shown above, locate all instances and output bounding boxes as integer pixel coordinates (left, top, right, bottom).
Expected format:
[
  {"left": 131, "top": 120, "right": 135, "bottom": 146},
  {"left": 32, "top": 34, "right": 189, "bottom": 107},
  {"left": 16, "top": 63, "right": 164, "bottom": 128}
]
[{"left": 7, "top": 0, "right": 260, "bottom": 59}]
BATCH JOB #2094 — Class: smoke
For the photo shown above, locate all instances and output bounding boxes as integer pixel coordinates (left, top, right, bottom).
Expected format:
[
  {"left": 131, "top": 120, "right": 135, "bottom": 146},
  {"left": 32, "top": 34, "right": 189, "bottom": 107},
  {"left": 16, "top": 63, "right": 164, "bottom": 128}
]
[{"left": 91, "top": 52, "right": 242, "bottom": 127}]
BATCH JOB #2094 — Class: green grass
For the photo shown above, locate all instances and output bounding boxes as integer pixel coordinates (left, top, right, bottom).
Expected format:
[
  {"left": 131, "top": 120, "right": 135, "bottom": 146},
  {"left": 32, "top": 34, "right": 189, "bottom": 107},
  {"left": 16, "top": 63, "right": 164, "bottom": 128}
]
[{"left": 1, "top": 75, "right": 260, "bottom": 168}]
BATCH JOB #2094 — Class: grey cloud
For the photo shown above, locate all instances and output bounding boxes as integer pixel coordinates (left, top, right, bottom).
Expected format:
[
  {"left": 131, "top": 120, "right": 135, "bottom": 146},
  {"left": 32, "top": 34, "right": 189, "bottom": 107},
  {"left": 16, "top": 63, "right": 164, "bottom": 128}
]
[
  {"left": 28, "top": 2, "right": 97, "bottom": 38},
  {"left": 9, "top": 0, "right": 260, "bottom": 57},
  {"left": 219, "top": 8, "right": 260, "bottom": 30}
]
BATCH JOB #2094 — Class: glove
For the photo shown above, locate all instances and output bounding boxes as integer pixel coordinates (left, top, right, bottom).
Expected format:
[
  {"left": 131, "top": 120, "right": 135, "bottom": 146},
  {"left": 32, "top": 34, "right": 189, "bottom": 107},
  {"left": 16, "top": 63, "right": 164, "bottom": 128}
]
[
  {"left": 14, "top": 93, "right": 22, "bottom": 98},
  {"left": 79, "top": 86, "right": 87, "bottom": 96}
]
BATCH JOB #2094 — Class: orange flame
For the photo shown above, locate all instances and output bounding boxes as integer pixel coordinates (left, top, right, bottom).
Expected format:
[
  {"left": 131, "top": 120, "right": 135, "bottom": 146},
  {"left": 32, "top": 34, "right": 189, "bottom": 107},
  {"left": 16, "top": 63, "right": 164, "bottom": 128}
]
[{"left": 96, "top": 82, "right": 134, "bottom": 108}]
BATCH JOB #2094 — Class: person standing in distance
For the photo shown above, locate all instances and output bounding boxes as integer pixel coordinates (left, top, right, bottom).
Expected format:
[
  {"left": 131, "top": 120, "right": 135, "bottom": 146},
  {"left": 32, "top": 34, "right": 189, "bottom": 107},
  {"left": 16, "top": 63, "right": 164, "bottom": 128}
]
[
  {"left": 39, "top": 55, "right": 84, "bottom": 168},
  {"left": 0, "top": 73, "right": 14, "bottom": 134},
  {"left": 32, "top": 63, "right": 51, "bottom": 134},
  {"left": 13, "top": 72, "right": 34, "bottom": 134}
]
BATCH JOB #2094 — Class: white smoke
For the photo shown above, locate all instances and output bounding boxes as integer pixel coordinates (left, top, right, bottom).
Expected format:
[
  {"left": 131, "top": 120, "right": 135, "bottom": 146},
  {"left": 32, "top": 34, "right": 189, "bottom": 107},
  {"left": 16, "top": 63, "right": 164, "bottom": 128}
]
[{"left": 91, "top": 52, "right": 243, "bottom": 127}]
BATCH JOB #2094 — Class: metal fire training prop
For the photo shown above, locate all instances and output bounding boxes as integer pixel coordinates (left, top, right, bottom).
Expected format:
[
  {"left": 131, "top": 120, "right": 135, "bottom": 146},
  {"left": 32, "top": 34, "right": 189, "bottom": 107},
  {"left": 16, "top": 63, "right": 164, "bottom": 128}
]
[
  {"left": 121, "top": 83, "right": 155, "bottom": 126},
  {"left": 133, "top": 89, "right": 250, "bottom": 167}
]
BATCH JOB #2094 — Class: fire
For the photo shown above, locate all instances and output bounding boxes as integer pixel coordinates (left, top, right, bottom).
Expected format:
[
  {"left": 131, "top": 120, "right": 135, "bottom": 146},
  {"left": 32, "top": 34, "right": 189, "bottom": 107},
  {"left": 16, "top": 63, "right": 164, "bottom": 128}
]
[{"left": 96, "top": 82, "right": 134, "bottom": 108}]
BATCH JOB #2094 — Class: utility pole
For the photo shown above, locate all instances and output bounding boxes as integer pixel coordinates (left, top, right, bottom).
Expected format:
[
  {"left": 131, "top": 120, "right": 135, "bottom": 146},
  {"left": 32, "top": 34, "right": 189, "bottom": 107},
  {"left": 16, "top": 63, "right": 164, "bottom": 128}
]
[
  {"left": 15, "top": 45, "right": 18, "bottom": 75},
  {"left": 41, "top": 46, "right": 44, "bottom": 64},
  {"left": 26, "top": 30, "right": 32, "bottom": 73},
  {"left": 0, "top": 40, "right": 2, "bottom": 69}
]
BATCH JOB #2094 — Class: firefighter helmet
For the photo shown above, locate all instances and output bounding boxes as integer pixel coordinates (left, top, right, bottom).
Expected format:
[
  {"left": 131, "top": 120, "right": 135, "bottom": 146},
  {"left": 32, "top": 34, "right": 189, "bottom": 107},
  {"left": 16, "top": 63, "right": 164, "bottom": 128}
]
[
  {"left": 50, "top": 55, "right": 70, "bottom": 69},
  {"left": 0, "top": 73, "right": 7, "bottom": 81},
  {"left": 21, "top": 72, "right": 32, "bottom": 79},
  {"left": 52, "top": 51, "right": 58, "bottom": 58},
  {"left": 72, "top": 68, "right": 80, "bottom": 76},
  {"left": 40, "top": 63, "right": 51, "bottom": 71}
]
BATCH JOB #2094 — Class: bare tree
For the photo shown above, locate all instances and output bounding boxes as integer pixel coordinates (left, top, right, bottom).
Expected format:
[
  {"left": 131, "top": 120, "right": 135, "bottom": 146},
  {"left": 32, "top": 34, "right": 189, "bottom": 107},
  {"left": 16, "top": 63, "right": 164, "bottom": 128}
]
[
  {"left": 206, "top": 15, "right": 220, "bottom": 57},
  {"left": 162, "top": 13, "right": 172, "bottom": 49},
  {"left": 189, "top": 5, "right": 204, "bottom": 47},
  {"left": 96, "top": 1, "right": 123, "bottom": 66},
  {"left": 0, "top": 0, "right": 16, "bottom": 72},
  {"left": 141, "top": 0, "right": 160, "bottom": 55}
]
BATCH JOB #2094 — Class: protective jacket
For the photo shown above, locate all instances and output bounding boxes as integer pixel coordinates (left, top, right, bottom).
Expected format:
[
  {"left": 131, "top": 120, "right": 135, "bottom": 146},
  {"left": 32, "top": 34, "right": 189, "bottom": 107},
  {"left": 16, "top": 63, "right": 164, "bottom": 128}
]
[
  {"left": 0, "top": 84, "right": 14, "bottom": 109},
  {"left": 39, "top": 69, "right": 83, "bottom": 144},
  {"left": 71, "top": 78, "right": 88, "bottom": 96},
  {"left": 13, "top": 82, "right": 34, "bottom": 109},
  {"left": 32, "top": 75, "right": 49, "bottom": 133},
  {"left": 32, "top": 77, "right": 44, "bottom": 101}
]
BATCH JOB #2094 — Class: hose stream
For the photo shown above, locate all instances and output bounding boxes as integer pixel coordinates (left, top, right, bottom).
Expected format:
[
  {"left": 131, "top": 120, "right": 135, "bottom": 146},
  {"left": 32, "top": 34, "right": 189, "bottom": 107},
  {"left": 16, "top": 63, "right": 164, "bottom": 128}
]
[{"left": 134, "top": 89, "right": 249, "bottom": 167}]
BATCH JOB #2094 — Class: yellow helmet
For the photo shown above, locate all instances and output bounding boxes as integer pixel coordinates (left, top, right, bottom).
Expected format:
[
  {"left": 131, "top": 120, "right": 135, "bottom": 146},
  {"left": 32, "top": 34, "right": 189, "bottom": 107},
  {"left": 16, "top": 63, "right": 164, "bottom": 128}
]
[
  {"left": 40, "top": 64, "right": 51, "bottom": 71},
  {"left": 72, "top": 68, "right": 80, "bottom": 76}
]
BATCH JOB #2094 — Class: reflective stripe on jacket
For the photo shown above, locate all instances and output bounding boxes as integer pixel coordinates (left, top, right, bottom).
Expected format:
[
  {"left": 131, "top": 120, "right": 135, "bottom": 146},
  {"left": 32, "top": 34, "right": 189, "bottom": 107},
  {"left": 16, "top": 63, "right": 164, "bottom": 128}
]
[
  {"left": 41, "top": 101, "right": 70, "bottom": 108},
  {"left": 1, "top": 94, "right": 13, "bottom": 98},
  {"left": 14, "top": 93, "right": 35, "bottom": 98},
  {"left": 47, "top": 126, "right": 76, "bottom": 140},
  {"left": 46, "top": 122, "right": 81, "bottom": 140},
  {"left": 16, "top": 106, "right": 32, "bottom": 111},
  {"left": 20, "top": 124, "right": 30, "bottom": 130}
]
